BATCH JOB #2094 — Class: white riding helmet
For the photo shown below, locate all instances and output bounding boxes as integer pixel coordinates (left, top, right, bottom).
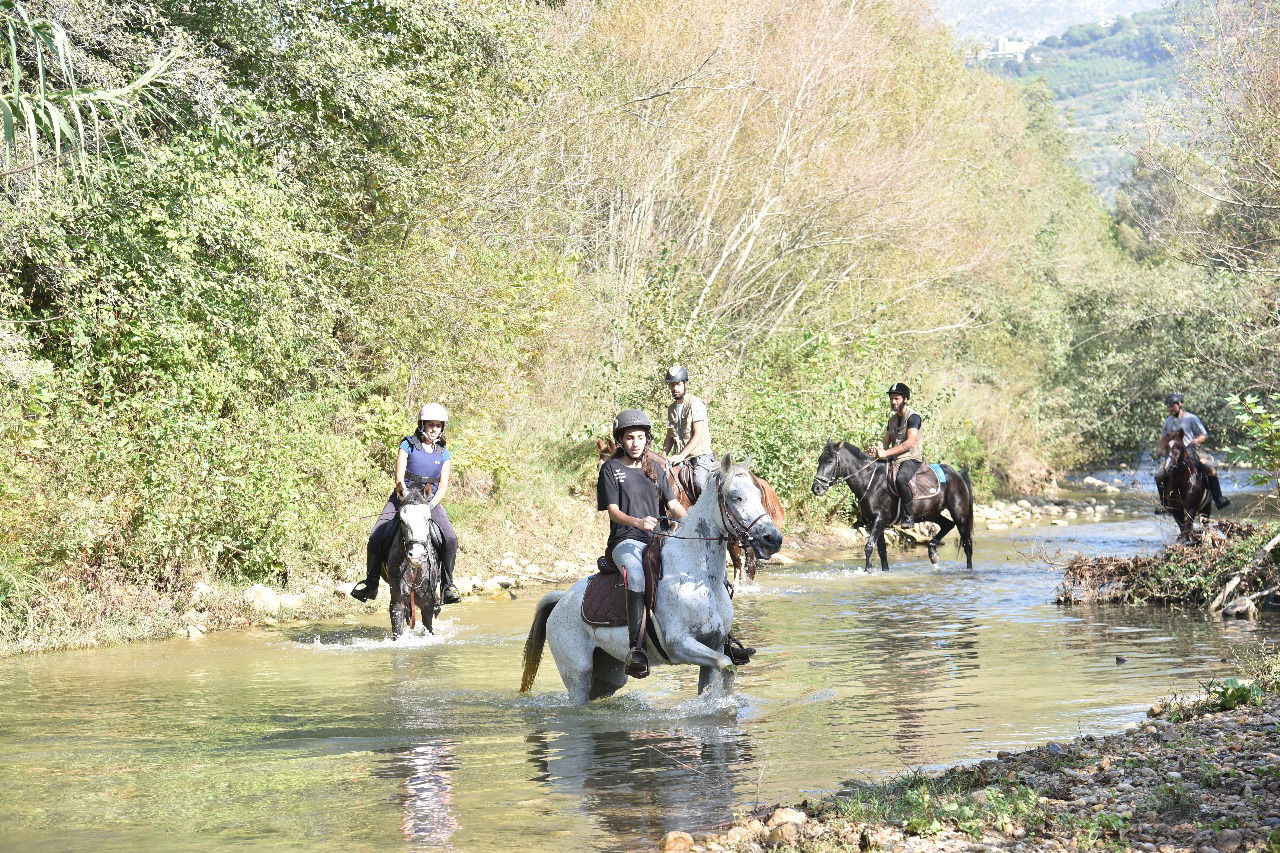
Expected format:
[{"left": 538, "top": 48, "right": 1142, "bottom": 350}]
[{"left": 417, "top": 402, "right": 449, "bottom": 423}]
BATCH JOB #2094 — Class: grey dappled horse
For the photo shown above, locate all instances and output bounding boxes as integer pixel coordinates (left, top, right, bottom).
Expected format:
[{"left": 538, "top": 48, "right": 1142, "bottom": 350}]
[
  {"left": 519, "top": 454, "right": 782, "bottom": 704},
  {"left": 385, "top": 485, "right": 444, "bottom": 637}
]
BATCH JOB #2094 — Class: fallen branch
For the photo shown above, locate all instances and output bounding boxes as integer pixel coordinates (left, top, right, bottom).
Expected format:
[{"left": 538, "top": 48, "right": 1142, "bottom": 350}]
[{"left": 1209, "top": 529, "right": 1280, "bottom": 613}]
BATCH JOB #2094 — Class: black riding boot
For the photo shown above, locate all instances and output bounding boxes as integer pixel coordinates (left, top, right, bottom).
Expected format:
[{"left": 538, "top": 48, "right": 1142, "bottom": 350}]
[
  {"left": 625, "top": 590, "right": 650, "bottom": 678},
  {"left": 1207, "top": 473, "right": 1231, "bottom": 510},
  {"left": 1154, "top": 480, "right": 1168, "bottom": 515},
  {"left": 351, "top": 550, "right": 381, "bottom": 602},
  {"left": 440, "top": 549, "right": 461, "bottom": 604}
]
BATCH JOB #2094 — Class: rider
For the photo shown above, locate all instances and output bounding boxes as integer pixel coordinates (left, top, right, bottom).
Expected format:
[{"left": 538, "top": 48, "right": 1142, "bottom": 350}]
[
  {"left": 352, "top": 403, "right": 462, "bottom": 605},
  {"left": 1154, "top": 393, "right": 1231, "bottom": 512},
  {"left": 598, "top": 409, "right": 687, "bottom": 678},
  {"left": 662, "top": 365, "right": 717, "bottom": 499},
  {"left": 874, "top": 382, "right": 924, "bottom": 527}
]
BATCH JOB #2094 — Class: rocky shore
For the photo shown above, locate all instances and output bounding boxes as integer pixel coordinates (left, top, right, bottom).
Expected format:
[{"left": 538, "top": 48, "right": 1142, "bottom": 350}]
[{"left": 663, "top": 694, "right": 1280, "bottom": 852}]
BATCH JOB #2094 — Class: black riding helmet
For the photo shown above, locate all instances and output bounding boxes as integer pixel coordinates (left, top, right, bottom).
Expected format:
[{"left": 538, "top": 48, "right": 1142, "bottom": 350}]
[
  {"left": 664, "top": 365, "right": 689, "bottom": 384},
  {"left": 612, "top": 409, "right": 652, "bottom": 441},
  {"left": 1164, "top": 392, "right": 1184, "bottom": 406},
  {"left": 887, "top": 382, "right": 911, "bottom": 399}
]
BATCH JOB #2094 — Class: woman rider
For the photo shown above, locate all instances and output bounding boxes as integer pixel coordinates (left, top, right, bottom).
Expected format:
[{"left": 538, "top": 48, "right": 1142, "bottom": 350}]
[
  {"left": 597, "top": 409, "right": 687, "bottom": 678},
  {"left": 352, "top": 403, "right": 462, "bottom": 605}
]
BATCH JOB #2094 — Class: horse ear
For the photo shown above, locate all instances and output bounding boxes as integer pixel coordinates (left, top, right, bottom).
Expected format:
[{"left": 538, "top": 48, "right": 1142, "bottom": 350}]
[
  {"left": 595, "top": 437, "right": 607, "bottom": 451},
  {"left": 719, "top": 453, "right": 734, "bottom": 474},
  {"left": 741, "top": 453, "right": 753, "bottom": 469}
]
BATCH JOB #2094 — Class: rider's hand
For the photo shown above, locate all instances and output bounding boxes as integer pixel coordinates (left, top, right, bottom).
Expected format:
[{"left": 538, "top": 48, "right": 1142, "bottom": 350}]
[
  {"left": 669, "top": 454, "right": 684, "bottom": 465},
  {"left": 638, "top": 516, "right": 659, "bottom": 532},
  {"left": 874, "top": 446, "right": 886, "bottom": 459},
  {"left": 395, "top": 480, "right": 406, "bottom": 498}
]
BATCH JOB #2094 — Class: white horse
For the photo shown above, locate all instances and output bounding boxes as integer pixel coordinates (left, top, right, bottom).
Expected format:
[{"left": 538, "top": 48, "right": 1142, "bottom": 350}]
[{"left": 520, "top": 454, "right": 782, "bottom": 704}]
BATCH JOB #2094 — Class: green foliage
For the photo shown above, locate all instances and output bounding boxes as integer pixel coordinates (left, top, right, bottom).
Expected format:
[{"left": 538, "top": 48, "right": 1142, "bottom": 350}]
[
  {"left": 832, "top": 773, "right": 1045, "bottom": 841},
  {"left": 1233, "top": 640, "right": 1280, "bottom": 693},
  {"left": 1229, "top": 394, "right": 1280, "bottom": 484},
  {"left": 1200, "top": 677, "right": 1265, "bottom": 711}
]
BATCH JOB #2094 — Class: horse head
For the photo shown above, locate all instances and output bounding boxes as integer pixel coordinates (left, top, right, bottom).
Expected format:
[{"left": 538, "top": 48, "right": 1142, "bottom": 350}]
[
  {"left": 715, "top": 453, "right": 782, "bottom": 559},
  {"left": 594, "top": 437, "right": 615, "bottom": 465},
  {"left": 398, "top": 485, "right": 435, "bottom": 570},
  {"left": 813, "top": 440, "right": 853, "bottom": 495},
  {"left": 1164, "top": 429, "right": 1187, "bottom": 468}
]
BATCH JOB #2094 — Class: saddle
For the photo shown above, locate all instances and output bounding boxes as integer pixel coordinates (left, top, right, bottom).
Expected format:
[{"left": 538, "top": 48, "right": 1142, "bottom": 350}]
[
  {"left": 675, "top": 461, "right": 699, "bottom": 502},
  {"left": 581, "top": 536, "right": 666, "bottom": 626},
  {"left": 889, "top": 460, "right": 944, "bottom": 501}
]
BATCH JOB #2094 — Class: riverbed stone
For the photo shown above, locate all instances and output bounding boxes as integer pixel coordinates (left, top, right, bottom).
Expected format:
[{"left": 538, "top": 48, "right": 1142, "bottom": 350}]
[
  {"left": 765, "top": 822, "right": 798, "bottom": 845},
  {"left": 244, "top": 584, "right": 280, "bottom": 615},
  {"left": 658, "top": 830, "right": 694, "bottom": 851},
  {"left": 766, "top": 807, "right": 806, "bottom": 828}
]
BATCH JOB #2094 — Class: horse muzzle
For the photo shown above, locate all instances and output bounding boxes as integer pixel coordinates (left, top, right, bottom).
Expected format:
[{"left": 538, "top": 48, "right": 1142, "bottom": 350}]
[
  {"left": 811, "top": 479, "right": 830, "bottom": 497},
  {"left": 749, "top": 525, "right": 783, "bottom": 560}
]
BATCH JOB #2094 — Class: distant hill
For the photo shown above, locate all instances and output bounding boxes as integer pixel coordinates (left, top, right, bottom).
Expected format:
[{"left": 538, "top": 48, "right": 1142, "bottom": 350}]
[
  {"left": 930, "top": 0, "right": 1167, "bottom": 41},
  {"left": 990, "top": 9, "right": 1181, "bottom": 198}
]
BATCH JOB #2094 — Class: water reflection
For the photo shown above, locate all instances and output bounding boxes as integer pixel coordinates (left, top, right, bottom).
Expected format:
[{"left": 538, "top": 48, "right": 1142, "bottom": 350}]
[
  {"left": 527, "top": 719, "right": 752, "bottom": 849},
  {"left": 373, "top": 740, "right": 460, "bottom": 850}
]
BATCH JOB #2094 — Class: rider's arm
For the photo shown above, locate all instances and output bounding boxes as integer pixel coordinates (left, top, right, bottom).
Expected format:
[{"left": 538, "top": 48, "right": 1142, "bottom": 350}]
[
  {"left": 607, "top": 504, "right": 657, "bottom": 531},
  {"left": 663, "top": 427, "right": 676, "bottom": 457},
  {"left": 431, "top": 460, "right": 451, "bottom": 506},
  {"left": 882, "top": 427, "right": 920, "bottom": 458},
  {"left": 395, "top": 447, "right": 409, "bottom": 496},
  {"left": 666, "top": 499, "right": 687, "bottom": 520},
  {"left": 681, "top": 418, "right": 709, "bottom": 459}
]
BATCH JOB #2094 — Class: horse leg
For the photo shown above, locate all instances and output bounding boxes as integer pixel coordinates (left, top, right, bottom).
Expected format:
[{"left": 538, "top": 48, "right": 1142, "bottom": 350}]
[
  {"left": 389, "top": 594, "right": 405, "bottom": 639},
  {"left": 874, "top": 521, "right": 890, "bottom": 572},
  {"left": 729, "top": 541, "right": 744, "bottom": 586},
  {"left": 589, "top": 649, "right": 628, "bottom": 700},
  {"left": 929, "top": 514, "right": 955, "bottom": 566},
  {"left": 745, "top": 549, "right": 759, "bottom": 582},
  {"left": 863, "top": 519, "right": 883, "bottom": 572},
  {"left": 699, "top": 663, "right": 735, "bottom": 697},
  {"left": 667, "top": 634, "right": 733, "bottom": 672}
]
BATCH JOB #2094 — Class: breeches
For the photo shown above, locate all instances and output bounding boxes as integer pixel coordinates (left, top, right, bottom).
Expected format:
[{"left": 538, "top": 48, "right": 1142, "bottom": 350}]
[
  {"left": 611, "top": 539, "right": 648, "bottom": 593},
  {"left": 895, "top": 459, "right": 921, "bottom": 502},
  {"left": 688, "top": 453, "right": 717, "bottom": 493}
]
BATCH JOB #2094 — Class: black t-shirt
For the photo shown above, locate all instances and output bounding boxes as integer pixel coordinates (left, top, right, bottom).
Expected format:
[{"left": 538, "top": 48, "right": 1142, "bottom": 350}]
[
  {"left": 905, "top": 413, "right": 921, "bottom": 430},
  {"left": 597, "top": 457, "right": 678, "bottom": 548}
]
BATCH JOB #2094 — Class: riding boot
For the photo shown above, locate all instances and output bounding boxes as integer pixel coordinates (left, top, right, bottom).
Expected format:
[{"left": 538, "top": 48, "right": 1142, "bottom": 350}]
[
  {"left": 725, "top": 634, "right": 755, "bottom": 666},
  {"left": 899, "top": 501, "right": 917, "bottom": 528},
  {"left": 439, "top": 549, "right": 461, "bottom": 604},
  {"left": 350, "top": 553, "right": 381, "bottom": 602},
  {"left": 624, "top": 590, "right": 650, "bottom": 678},
  {"left": 1154, "top": 480, "right": 1168, "bottom": 515},
  {"left": 1207, "top": 473, "right": 1231, "bottom": 510}
]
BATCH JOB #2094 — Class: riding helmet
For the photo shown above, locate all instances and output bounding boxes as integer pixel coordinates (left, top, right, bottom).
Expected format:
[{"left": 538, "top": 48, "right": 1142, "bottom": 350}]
[
  {"left": 887, "top": 382, "right": 911, "bottom": 399},
  {"left": 612, "top": 409, "right": 652, "bottom": 440},
  {"left": 1164, "top": 393, "right": 1184, "bottom": 406},
  {"left": 664, "top": 365, "right": 689, "bottom": 384},
  {"left": 417, "top": 402, "right": 449, "bottom": 423}
]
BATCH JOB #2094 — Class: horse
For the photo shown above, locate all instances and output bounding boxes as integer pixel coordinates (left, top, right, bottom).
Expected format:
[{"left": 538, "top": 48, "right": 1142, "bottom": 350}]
[
  {"left": 520, "top": 453, "right": 782, "bottom": 704},
  {"left": 811, "top": 440, "right": 974, "bottom": 572},
  {"left": 1158, "top": 428, "right": 1210, "bottom": 543},
  {"left": 594, "top": 438, "right": 784, "bottom": 585},
  {"left": 383, "top": 484, "right": 444, "bottom": 637}
]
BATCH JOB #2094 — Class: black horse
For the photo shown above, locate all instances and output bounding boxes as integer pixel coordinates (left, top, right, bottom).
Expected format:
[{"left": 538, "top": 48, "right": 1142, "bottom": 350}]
[
  {"left": 812, "top": 440, "right": 974, "bottom": 571},
  {"left": 384, "top": 484, "right": 445, "bottom": 637},
  {"left": 1158, "top": 428, "right": 1210, "bottom": 543}
]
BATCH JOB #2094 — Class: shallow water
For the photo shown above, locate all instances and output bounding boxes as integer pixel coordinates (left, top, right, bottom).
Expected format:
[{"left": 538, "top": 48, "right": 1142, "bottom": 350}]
[{"left": 2, "top": 503, "right": 1276, "bottom": 852}]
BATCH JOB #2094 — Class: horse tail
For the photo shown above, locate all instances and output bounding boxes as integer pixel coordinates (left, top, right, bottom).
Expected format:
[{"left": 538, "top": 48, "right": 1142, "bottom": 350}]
[{"left": 520, "top": 590, "right": 565, "bottom": 693}]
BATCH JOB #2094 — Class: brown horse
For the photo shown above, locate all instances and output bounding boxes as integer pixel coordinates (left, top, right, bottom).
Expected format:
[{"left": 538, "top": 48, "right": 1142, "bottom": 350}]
[
  {"left": 593, "top": 439, "right": 785, "bottom": 585},
  {"left": 1157, "top": 428, "right": 1211, "bottom": 543}
]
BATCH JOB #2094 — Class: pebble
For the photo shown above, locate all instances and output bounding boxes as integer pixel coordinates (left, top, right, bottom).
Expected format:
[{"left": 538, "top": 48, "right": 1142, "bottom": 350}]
[{"left": 658, "top": 830, "right": 693, "bottom": 851}]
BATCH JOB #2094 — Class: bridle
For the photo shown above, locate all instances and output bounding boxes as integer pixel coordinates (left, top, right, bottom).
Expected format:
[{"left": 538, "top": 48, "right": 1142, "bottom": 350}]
[
  {"left": 398, "top": 491, "right": 435, "bottom": 629},
  {"left": 654, "top": 471, "right": 770, "bottom": 545},
  {"left": 813, "top": 443, "right": 881, "bottom": 493}
]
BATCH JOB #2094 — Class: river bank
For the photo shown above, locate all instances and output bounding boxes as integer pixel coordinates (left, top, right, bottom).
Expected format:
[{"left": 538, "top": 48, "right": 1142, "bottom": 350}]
[{"left": 667, "top": 687, "right": 1280, "bottom": 852}]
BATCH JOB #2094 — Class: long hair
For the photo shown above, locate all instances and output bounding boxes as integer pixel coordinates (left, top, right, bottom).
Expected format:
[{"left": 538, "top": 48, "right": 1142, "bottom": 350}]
[{"left": 612, "top": 432, "right": 658, "bottom": 483}]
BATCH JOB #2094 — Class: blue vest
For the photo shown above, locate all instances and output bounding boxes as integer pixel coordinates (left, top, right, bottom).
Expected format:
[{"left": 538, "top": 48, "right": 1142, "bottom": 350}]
[{"left": 401, "top": 435, "right": 450, "bottom": 495}]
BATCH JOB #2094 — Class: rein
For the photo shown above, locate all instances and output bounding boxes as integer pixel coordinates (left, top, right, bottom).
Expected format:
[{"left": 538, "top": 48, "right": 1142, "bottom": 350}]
[
  {"left": 814, "top": 446, "right": 881, "bottom": 492},
  {"left": 651, "top": 473, "right": 769, "bottom": 544}
]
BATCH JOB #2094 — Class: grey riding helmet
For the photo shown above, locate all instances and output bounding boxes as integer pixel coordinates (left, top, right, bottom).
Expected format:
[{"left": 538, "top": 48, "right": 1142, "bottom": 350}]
[
  {"left": 1164, "top": 392, "right": 1184, "bottom": 406},
  {"left": 612, "top": 409, "right": 653, "bottom": 441},
  {"left": 887, "top": 382, "right": 911, "bottom": 399},
  {"left": 664, "top": 365, "right": 689, "bottom": 384}
]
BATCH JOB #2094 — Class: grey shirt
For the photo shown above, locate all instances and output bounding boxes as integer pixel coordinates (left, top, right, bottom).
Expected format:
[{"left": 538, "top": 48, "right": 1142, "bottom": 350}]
[
  {"left": 666, "top": 394, "right": 712, "bottom": 456},
  {"left": 1161, "top": 412, "right": 1207, "bottom": 445}
]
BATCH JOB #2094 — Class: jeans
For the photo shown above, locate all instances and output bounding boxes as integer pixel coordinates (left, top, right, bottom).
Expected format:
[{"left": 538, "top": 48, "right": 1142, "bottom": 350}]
[{"left": 611, "top": 539, "right": 648, "bottom": 593}]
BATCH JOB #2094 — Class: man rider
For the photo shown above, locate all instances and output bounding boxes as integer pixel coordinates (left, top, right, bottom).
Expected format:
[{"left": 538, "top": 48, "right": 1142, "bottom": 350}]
[
  {"left": 662, "top": 365, "right": 717, "bottom": 499},
  {"left": 1154, "top": 393, "right": 1231, "bottom": 512},
  {"left": 874, "top": 382, "right": 924, "bottom": 527}
]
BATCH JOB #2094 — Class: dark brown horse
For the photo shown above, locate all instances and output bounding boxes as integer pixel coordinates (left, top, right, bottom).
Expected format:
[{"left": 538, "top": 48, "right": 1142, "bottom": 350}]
[
  {"left": 812, "top": 440, "right": 974, "bottom": 572},
  {"left": 594, "top": 438, "right": 785, "bottom": 584},
  {"left": 1158, "top": 428, "right": 1211, "bottom": 543}
]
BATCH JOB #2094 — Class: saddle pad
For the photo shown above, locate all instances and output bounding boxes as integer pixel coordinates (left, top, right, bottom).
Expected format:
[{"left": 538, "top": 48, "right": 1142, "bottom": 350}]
[
  {"left": 929, "top": 463, "right": 947, "bottom": 484},
  {"left": 909, "top": 464, "right": 941, "bottom": 500},
  {"left": 581, "top": 572, "right": 627, "bottom": 627}
]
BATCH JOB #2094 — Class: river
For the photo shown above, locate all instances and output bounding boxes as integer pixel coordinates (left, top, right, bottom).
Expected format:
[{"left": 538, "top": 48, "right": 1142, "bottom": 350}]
[{"left": 1, "top": 492, "right": 1276, "bottom": 852}]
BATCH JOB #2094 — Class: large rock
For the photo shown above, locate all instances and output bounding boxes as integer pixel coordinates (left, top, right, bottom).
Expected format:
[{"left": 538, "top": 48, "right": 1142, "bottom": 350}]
[
  {"left": 244, "top": 584, "right": 280, "bottom": 615},
  {"left": 766, "top": 822, "right": 799, "bottom": 845},
  {"left": 766, "top": 807, "right": 807, "bottom": 828},
  {"left": 277, "top": 592, "right": 305, "bottom": 611},
  {"left": 658, "top": 830, "right": 694, "bottom": 851}
]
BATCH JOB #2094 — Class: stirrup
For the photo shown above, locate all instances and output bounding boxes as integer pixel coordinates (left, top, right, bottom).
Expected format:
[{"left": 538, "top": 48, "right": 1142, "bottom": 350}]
[
  {"left": 625, "top": 648, "right": 650, "bottom": 678},
  {"left": 350, "top": 580, "right": 378, "bottom": 602}
]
